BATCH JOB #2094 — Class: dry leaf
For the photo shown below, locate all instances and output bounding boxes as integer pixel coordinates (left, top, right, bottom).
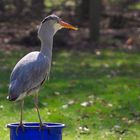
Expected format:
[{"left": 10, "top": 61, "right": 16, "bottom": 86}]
[
  {"left": 54, "top": 91, "right": 60, "bottom": 96},
  {"left": 62, "top": 104, "right": 68, "bottom": 109}
]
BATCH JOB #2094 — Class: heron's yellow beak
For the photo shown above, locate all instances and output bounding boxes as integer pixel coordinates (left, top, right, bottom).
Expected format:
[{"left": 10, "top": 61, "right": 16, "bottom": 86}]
[{"left": 59, "top": 20, "right": 78, "bottom": 30}]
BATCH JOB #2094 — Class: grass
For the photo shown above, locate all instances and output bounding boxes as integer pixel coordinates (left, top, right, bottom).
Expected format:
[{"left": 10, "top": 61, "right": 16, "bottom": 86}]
[{"left": 0, "top": 48, "right": 140, "bottom": 140}]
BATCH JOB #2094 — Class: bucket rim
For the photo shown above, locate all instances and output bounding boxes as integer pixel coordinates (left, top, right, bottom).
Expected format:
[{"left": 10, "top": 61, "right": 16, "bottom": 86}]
[{"left": 7, "top": 122, "right": 65, "bottom": 128}]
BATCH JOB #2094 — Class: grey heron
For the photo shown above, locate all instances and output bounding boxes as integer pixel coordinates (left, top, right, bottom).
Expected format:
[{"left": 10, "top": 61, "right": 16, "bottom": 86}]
[{"left": 7, "top": 15, "right": 78, "bottom": 131}]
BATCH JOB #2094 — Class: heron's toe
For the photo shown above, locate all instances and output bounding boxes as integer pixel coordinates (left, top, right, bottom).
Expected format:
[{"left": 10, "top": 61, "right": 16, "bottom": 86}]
[
  {"left": 16, "top": 123, "right": 25, "bottom": 135},
  {"left": 39, "top": 122, "right": 47, "bottom": 131}
]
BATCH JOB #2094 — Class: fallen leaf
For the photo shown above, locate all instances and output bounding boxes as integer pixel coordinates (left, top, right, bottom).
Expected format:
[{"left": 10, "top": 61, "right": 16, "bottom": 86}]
[
  {"left": 68, "top": 100, "right": 75, "bottom": 105},
  {"left": 103, "top": 63, "right": 109, "bottom": 68},
  {"left": 88, "top": 95, "right": 95, "bottom": 99},
  {"left": 0, "top": 105, "right": 4, "bottom": 110},
  {"left": 62, "top": 104, "right": 68, "bottom": 109},
  {"left": 80, "top": 102, "right": 90, "bottom": 107},
  {"left": 127, "top": 120, "right": 135, "bottom": 125},
  {"left": 107, "top": 103, "right": 113, "bottom": 108},
  {"left": 54, "top": 91, "right": 60, "bottom": 96},
  {"left": 78, "top": 126, "right": 90, "bottom": 134},
  {"left": 95, "top": 50, "right": 101, "bottom": 56},
  {"left": 47, "top": 112, "right": 51, "bottom": 115}
]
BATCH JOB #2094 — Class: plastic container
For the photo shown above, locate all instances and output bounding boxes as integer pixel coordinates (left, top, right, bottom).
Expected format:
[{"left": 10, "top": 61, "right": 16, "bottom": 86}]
[{"left": 7, "top": 122, "right": 65, "bottom": 140}]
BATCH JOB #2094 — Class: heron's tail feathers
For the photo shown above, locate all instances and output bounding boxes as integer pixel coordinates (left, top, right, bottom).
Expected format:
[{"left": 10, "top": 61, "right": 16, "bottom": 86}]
[{"left": 7, "top": 94, "right": 18, "bottom": 101}]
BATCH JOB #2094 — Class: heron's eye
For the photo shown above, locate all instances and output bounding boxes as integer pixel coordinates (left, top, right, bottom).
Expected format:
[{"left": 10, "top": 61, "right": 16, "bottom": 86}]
[{"left": 56, "top": 18, "right": 61, "bottom": 23}]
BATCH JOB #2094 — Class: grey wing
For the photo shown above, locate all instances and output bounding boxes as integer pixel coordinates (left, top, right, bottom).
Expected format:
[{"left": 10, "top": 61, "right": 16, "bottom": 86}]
[{"left": 8, "top": 52, "right": 50, "bottom": 101}]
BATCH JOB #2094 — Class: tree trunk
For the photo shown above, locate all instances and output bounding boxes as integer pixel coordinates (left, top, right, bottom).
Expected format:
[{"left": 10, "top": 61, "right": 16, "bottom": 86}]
[
  {"left": 31, "top": 0, "right": 45, "bottom": 17},
  {"left": 0, "top": 0, "right": 5, "bottom": 12},
  {"left": 89, "top": 0, "right": 102, "bottom": 43},
  {"left": 80, "top": 0, "right": 89, "bottom": 20},
  {"left": 13, "top": 0, "right": 25, "bottom": 15}
]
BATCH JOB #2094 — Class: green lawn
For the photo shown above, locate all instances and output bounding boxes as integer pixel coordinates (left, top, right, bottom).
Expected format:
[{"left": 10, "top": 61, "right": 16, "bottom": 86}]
[{"left": 0, "top": 48, "right": 140, "bottom": 140}]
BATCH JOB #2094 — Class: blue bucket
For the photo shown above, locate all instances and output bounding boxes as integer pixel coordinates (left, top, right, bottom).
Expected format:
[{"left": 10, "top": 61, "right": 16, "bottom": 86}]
[{"left": 7, "top": 122, "right": 65, "bottom": 140}]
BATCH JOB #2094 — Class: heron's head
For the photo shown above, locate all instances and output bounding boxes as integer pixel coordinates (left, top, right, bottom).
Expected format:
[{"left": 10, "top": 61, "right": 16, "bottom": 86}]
[{"left": 38, "top": 14, "right": 78, "bottom": 41}]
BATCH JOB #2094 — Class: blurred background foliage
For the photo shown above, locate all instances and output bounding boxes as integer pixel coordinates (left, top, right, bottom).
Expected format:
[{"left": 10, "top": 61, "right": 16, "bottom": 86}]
[{"left": 0, "top": 0, "right": 140, "bottom": 47}]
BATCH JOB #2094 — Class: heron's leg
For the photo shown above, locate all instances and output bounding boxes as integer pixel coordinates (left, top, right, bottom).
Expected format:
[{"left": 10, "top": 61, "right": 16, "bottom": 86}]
[
  {"left": 16, "top": 100, "right": 24, "bottom": 135},
  {"left": 20, "top": 100, "right": 24, "bottom": 124},
  {"left": 34, "top": 93, "right": 45, "bottom": 129}
]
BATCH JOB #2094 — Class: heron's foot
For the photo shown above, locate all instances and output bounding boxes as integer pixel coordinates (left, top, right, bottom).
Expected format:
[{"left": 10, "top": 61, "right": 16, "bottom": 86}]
[
  {"left": 39, "top": 122, "right": 47, "bottom": 131},
  {"left": 16, "top": 122, "right": 24, "bottom": 135}
]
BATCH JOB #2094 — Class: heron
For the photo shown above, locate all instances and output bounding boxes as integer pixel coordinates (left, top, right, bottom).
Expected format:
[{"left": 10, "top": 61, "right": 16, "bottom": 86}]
[{"left": 7, "top": 15, "right": 78, "bottom": 131}]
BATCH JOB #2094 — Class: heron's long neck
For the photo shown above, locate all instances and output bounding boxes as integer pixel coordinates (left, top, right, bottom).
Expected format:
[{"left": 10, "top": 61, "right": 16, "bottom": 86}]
[{"left": 40, "top": 36, "right": 53, "bottom": 58}]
